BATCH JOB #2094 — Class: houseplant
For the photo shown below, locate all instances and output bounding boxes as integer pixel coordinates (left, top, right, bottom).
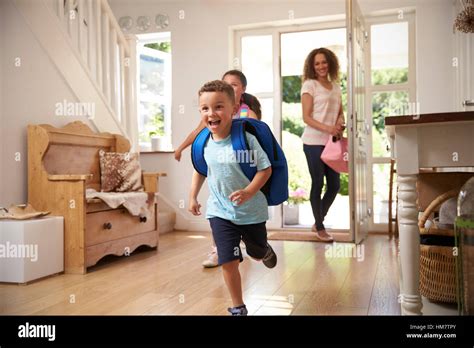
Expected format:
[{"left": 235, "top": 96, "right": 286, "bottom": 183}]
[
  {"left": 148, "top": 110, "right": 165, "bottom": 151},
  {"left": 284, "top": 188, "right": 308, "bottom": 225}
]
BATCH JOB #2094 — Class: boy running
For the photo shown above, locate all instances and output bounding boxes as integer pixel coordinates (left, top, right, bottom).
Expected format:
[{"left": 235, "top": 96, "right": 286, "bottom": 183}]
[{"left": 188, "top": 80, "right": 277, "bottom": 316}]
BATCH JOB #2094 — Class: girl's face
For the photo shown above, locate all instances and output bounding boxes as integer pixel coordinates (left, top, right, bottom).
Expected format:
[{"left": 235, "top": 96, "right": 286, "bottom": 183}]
[
  {"left": 223, "top": 74, "right": 246, "bottom": 104},
  {"left": 313, "top": 53, "right": 329, "bottom": 79}
]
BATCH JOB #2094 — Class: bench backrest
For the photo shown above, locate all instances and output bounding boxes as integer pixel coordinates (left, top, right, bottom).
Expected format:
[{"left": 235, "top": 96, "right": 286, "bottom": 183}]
[{"left": 28, "top": 121, "right": 130, "bottom": 191}]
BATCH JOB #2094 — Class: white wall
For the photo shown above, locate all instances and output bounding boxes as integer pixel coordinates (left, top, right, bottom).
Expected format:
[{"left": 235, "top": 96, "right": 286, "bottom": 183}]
[
  {"left": 415, "top": 0, "right": 455, "bottom": 113},
  {"left": 109, "top": 0, "right": 458, "bottom": 231},
  {"left": 0, "top": 0, "right": 94, "bottom": 207}
]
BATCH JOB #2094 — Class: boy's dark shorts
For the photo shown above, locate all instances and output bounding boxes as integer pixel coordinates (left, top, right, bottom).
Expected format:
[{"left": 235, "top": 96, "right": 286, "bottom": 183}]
[{"left": 209, "top": 217, "right": 268, "bottom": 265}]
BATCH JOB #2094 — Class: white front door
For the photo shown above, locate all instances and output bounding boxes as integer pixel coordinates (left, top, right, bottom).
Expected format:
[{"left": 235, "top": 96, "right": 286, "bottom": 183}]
[{"left": 347, "top": 0, "right": 369, "bottom": 243}]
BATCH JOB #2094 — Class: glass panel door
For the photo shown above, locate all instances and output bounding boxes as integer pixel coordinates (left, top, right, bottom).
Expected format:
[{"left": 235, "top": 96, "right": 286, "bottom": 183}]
[{"left": 237, "top": 31, "right": 280, "bottom": 228}]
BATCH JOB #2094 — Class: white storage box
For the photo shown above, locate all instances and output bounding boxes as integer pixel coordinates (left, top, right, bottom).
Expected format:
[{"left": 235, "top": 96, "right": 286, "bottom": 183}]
[{"left": 0, "top": 216, "right": 64, "bottom": 283}]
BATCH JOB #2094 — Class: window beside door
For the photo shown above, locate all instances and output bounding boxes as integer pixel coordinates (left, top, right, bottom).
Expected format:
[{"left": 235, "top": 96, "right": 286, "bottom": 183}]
[{"left": 368, "top": 17, "right": 415, "bottom": 229}]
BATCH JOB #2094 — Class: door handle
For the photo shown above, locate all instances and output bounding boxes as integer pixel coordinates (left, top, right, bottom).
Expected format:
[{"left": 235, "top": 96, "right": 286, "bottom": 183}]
[{"left": 462, "top": 100, "right": 474, "bottom": 107}]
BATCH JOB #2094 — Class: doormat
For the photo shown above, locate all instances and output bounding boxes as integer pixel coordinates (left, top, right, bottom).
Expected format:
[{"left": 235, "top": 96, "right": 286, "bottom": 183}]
[{"left": 267, "top": 231, "right": 321, "bottom": 242}]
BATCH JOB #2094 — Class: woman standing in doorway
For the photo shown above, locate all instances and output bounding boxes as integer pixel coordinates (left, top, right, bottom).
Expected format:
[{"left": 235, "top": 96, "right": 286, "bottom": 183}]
[{"left": 301, "top": 47, "right": 345, "bottom": 242}]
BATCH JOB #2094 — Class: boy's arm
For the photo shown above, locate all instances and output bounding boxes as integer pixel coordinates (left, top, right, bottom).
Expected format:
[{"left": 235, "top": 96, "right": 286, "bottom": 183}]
[
  {"left": 175, "top": 120, "right": 207, "bottom": 161},
  {"left": 229, "top": 166, "right": 272, "bottom": 206},
  {"left": 188, "top": 170, "right": 206, "bottom": 215}
]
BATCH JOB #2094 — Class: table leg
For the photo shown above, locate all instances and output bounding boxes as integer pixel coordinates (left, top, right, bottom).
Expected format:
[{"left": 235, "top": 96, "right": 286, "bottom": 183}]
[{"left": 397, "top": 174, "right": 423, "bottom": 315}]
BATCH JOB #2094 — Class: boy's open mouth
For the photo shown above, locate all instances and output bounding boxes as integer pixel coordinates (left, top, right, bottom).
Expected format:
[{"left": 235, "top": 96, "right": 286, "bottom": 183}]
[{"left": 208, "top": 120, "right": 221, "bottom": 128}]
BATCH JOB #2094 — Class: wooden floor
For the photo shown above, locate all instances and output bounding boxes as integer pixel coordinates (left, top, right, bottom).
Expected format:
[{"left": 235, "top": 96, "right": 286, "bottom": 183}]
[{"left": 0, "top": 231, "right": 402, "bottom": 315}]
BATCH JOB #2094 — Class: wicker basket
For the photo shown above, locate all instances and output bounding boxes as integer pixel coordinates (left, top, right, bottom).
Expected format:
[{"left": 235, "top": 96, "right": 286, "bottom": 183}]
[{"left": 418, "top": 189, "right": 458, "bottom": 303}]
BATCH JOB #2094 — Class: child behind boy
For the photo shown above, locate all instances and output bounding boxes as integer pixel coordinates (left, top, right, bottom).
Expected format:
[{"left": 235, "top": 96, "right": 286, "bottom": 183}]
[{"left": 188, "top": 80, "right": 277, "bottom": 316}]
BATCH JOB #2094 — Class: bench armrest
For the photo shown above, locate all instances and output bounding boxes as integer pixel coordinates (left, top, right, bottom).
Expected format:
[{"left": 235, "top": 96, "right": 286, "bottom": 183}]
[
  {"left": 142, "top": 172, "right": 167, "bottom": 193},
  {"left": 48, "top": 174, "right": 93, "bottom": 181}
]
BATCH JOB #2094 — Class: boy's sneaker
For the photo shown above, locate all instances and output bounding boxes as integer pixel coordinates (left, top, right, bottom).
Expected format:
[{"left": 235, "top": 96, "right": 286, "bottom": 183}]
[
  {"left": 262, "top": 243, "right": 277, "bottom": 268},
  {"left": 202, "top": 249, "right": 219, "bottom": 268},
  {"left": 228, "top": 304, "right": 248, "bottom": 316}
]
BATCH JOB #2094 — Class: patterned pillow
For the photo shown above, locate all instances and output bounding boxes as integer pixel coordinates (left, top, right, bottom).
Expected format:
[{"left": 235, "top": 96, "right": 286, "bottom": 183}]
[{"left": 99, "top": 150, "right": 144, "bottom": 192}]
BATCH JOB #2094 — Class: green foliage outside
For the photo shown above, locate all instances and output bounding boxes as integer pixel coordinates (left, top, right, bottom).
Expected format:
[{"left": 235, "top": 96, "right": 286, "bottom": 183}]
[
  {"left": 372, "top": 67, "right": 407, "bottom": 86},
  {"left": 139, "top": 104, "right": 165, "bottom": 143},
  {"left": 145, "top": 42, "right": 171, "bottom": 53},
  {"left": 283, "top": 130, "right": 311, "bottom": 195},
  {"left": 282, "top": 102, "right": 304, "bottom": 137}
]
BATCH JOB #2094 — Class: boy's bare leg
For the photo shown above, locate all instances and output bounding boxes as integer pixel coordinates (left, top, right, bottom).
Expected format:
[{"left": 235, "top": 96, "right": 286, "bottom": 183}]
[{"left": 222, "top": 259, "right": 244, "bottom": 307}]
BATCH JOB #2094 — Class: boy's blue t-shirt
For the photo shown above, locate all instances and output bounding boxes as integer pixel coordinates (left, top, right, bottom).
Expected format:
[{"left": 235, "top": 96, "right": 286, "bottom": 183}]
[{"left": 204, "top": 132, "right": 271, "bottom": 225}]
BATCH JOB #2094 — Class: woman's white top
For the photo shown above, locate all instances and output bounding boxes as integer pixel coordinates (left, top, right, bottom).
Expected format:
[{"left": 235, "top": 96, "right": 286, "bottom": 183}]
[{"left": 300, "top": 79, "right": 341, "bottom": 146}]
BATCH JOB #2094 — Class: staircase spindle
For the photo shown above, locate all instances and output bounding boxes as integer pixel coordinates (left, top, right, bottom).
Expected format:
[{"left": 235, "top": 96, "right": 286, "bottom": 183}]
[
  {"left": 77, "top": 0, "right": 84, "bottom": 58},
  {"left": 110, "top": 28, "right": 118, "bottom": 116},
  {"left": 57, "top": 0, "right": 64, "bottom": 22},
  {"left": 119, "top": 44, "right": 126, "bottom": 127},
  {"left": 102, "top": 13, "right": 111, "bottom": 104},
  {"left": 87, "top": 0, "right": 93, "bottom": 70},
  {"left": 66, "top": 0, "right": 73, "bottom": 36},
  {"left": 95, "top": 0, "right": 103, "bottom": 89}
]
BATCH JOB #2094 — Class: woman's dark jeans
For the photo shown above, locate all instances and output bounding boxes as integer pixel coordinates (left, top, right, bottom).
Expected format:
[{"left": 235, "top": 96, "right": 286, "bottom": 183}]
[{"left": 303, "top": 144, "right": 340, "bottom": 231}]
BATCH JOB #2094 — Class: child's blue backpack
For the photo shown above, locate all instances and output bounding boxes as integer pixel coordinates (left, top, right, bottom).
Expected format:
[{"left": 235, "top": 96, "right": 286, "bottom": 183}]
[{"left": 191, "top": 118, "right": 289, "bottom": 206}]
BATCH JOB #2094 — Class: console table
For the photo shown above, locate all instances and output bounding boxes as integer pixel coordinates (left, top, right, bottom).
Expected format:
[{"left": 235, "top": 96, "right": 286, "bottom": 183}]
[{"left": 385, "top": 111, "right": 474, "bottom": 315}]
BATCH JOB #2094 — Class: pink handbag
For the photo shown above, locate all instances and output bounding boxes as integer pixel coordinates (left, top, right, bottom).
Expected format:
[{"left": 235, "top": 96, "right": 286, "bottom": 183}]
[{"left": 321, "top": 136, "right": 349, "bottom": 173}]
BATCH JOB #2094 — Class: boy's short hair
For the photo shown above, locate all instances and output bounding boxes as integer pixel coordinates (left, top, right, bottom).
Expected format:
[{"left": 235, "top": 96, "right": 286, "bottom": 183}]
[{"left": 198, "top": 80, "right": 235, "bottom": 104}]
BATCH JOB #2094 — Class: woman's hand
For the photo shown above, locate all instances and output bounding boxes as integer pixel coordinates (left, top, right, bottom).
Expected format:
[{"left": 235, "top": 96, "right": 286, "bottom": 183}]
[
  {"left": 336, "top": 118, "right": 346, "bottom": 137},
  {"left": 229, "top": 189, "right": 253, "bottom": 206},
  {"left": 188, "top": 198, "right": 201, "bottom": 215},
  {"left": 326, "top": 124, "right": 343, "bottom": 136}
]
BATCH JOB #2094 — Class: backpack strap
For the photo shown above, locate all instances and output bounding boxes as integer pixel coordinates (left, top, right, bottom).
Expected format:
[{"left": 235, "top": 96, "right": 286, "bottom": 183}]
[
  {"left": 191, "top": 127, "right": 211, "bottom": 177},
  {"left": 231, "top": 119, "right": 257, "bottom": 181}
]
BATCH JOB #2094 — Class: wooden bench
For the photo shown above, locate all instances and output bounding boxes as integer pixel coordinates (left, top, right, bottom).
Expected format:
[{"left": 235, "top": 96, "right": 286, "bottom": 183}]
[{"left": 27, "top": 121, "right": 166, "bottom": 274}]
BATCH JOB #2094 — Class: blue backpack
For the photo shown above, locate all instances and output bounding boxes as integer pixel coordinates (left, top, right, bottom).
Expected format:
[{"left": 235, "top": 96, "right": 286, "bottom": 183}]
[{"left": 191, "top": 118, "right": 288, "bottom": 206}]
